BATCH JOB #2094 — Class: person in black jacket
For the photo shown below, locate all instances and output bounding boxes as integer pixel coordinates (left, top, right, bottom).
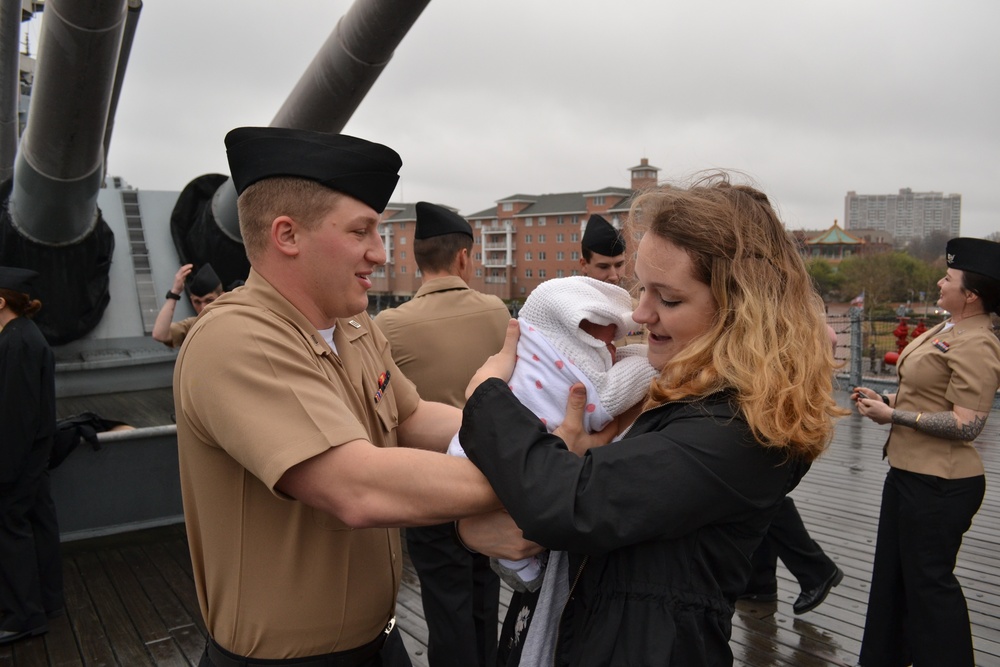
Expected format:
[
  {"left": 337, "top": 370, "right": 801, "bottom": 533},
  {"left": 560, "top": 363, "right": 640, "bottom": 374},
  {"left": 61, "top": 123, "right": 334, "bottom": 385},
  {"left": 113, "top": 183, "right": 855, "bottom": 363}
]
[
  {"left": 457, "top": 173, "right": 847, "bottom": 666},
  {"left": 0, "top": 266, "right": 64, "bottom": 645}
]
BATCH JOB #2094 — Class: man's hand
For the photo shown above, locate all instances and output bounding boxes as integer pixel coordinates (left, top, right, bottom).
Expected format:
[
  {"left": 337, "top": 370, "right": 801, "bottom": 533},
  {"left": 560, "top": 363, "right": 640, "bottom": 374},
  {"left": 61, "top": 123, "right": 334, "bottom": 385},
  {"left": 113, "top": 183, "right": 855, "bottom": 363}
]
[
  {"left": 172, "top": 264, "right": 194, "bottom": 293},
  {"left": 555, "top": 383, "right": 617, "bottom": 456},
  {"left": 456, "top": 510, "right": 543, "bottom": 560},
  {"left": 466, "top": 319, "right": 519, "bottom": 400}
]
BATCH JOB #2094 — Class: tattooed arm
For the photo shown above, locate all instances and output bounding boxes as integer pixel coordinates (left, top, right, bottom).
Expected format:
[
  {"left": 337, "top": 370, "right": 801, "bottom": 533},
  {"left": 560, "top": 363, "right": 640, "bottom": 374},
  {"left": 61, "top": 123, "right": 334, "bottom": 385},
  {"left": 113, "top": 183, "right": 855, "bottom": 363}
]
[{"left": 890, "top": 405, "right": 989, "bottom": 441}]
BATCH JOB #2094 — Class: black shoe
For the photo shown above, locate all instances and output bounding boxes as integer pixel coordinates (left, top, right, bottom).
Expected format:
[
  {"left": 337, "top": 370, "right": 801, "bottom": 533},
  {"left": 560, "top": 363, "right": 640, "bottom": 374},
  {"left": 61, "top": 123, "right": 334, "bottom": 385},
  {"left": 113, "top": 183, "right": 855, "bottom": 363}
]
[
  {"left": 738, "top": 590, "right": 778, "bottom": 602},
  {"left": 793, "top": 567, "right": 843, "bottom": 614},
  {"left": 0, "top": 623, "right": 49, "bottom": 645}
]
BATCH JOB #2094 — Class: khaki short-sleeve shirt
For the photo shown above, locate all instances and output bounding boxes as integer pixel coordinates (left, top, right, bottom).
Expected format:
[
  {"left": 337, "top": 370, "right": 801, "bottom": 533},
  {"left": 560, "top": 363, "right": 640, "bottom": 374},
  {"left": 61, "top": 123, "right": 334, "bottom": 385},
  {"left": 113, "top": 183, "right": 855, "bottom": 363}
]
[
  {"left": 887, "top": 313, "right": 1000, "bottom": 479},
  {"left": 167, "top": 315, "right": 198, "bottom": 349},
  {"left": 375, "top": 276, "right": 510, "bottom": 408},
  {"left": 174, "top": 270, "right": 419, "bottom": 658}
]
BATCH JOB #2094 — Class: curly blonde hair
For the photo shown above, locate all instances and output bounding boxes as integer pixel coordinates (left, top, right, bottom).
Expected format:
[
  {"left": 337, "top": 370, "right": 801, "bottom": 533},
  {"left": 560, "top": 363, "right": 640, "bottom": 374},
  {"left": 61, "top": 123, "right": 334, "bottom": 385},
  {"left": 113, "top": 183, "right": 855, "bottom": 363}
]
[{"left": 627, "top": 172, "right": 846, "bottom": 461}]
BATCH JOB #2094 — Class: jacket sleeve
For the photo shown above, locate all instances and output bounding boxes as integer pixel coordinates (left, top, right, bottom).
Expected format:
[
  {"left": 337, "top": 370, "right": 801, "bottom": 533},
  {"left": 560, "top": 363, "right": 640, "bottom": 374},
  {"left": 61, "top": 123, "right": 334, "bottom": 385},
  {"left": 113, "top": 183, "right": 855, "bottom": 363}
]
[
  {"left": 461, "top": 378, "right": 797, "bottom": 555},
  {"left": 0, "top": 325, "right": 45, "bottom": 483}
]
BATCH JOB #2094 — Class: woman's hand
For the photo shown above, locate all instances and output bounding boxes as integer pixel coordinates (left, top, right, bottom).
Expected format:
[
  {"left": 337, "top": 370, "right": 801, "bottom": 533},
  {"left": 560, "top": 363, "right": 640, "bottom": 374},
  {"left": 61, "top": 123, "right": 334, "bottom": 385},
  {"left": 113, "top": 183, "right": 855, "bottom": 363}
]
[
  {"left": 853, "top": 386, "right": 893, "bottom": 425},
  {"left": 466, "top": 319, "right": 520, "bottom": 400},
  {"left": 456, "top": 510, "right": 543, "bottom": 560},
  {"left": 554, "top": 383, "right": 618, "bottom": 456}
]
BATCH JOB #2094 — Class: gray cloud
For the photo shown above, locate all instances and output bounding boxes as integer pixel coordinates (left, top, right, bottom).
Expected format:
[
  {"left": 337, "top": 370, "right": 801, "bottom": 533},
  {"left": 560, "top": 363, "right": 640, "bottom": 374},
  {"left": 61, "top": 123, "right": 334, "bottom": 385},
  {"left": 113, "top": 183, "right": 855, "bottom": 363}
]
[{"left": 29, "top": 0, "right": 998, "bottom": 237}]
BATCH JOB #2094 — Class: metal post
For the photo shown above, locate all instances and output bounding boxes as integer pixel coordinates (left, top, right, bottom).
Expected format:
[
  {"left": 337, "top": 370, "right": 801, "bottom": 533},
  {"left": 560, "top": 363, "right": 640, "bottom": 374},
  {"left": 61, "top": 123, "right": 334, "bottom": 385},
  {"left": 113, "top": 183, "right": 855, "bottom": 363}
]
[{"left": 849, "top": 307, "right": 863, "bottom": 388}]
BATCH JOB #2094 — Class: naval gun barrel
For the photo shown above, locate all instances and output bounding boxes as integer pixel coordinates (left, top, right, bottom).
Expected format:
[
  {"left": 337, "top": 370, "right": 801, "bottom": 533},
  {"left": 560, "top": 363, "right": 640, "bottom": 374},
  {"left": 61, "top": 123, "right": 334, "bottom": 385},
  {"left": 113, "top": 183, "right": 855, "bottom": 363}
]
[
  {"left": 1, "top": 0, "right": 129, "bottom": 344},
  {"left": 8, "top": 0, "right": 128, "bottom": 244},
  {"left": 179, "top": 0, "right": 430, "bottom": 289},
  {"left": 0, "top": 0, "right": 22, "bottom": 184}
]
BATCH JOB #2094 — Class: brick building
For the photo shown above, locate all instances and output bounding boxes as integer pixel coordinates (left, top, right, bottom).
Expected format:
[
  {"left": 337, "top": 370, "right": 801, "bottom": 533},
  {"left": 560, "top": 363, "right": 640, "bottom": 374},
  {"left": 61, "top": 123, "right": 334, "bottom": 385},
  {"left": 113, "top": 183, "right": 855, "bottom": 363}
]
[{"left": 370, "top": 158, "right": 659, "bottom": 309}]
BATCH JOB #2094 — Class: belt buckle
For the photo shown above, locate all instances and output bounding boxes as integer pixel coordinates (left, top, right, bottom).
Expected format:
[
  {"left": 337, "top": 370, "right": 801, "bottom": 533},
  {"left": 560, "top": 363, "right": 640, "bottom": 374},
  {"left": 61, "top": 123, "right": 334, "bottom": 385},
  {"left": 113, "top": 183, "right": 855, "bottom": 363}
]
[{"left": 383, "top": 616, "right": 395, "bottom": 637}]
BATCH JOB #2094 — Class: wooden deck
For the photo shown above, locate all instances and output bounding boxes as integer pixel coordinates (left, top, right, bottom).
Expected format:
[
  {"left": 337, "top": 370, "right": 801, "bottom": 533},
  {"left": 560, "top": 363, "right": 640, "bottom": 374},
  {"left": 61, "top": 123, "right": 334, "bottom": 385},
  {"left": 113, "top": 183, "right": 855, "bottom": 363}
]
[{"left": 5, "top": 389, "right": 1000, "bottom": 666}]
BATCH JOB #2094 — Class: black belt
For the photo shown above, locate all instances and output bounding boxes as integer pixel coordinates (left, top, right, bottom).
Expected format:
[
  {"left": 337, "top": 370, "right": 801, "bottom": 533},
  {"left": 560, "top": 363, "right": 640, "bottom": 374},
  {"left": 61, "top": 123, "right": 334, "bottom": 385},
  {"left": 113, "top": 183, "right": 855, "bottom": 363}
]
[{"left": 205, "top": 617, "right": 395, "bottom": 667}]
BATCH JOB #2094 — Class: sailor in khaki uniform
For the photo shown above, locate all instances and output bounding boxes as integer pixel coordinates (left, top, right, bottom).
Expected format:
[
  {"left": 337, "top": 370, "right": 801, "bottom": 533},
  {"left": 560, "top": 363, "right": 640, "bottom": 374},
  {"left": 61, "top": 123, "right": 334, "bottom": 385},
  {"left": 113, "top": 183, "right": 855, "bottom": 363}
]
[
  {"left": 855, "top": 237, "right": 1000, "bottom": 667},
  {"left": 174, "top": 128, "right": 500, "bottom": 667},
  {"left": 375, "top": 202, "right": 509, "bottom": 667},
  {"left": 579, "top": 215, "right": 644, "bottom": 347}
]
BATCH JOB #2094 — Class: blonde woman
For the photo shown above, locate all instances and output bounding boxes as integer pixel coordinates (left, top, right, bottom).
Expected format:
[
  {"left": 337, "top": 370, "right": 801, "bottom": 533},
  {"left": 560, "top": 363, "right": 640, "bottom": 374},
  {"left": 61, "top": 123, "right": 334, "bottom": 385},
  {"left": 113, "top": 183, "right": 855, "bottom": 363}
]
[{"left": 459, "top": 173, "right": 846, "bottom": 666}]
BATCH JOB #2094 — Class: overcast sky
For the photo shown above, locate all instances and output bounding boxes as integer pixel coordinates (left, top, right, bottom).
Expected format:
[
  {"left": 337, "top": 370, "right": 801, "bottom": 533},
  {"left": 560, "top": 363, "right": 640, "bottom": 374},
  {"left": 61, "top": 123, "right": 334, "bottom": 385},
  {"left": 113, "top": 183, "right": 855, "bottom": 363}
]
[{"left": 24, "top": 0, "right": 1000, "bottom": 238}]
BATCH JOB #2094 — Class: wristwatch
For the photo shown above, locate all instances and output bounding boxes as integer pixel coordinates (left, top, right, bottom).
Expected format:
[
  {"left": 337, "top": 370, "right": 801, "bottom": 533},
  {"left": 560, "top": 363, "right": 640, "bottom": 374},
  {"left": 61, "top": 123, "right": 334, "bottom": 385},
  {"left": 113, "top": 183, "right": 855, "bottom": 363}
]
[{"left": 165, "top": 290, "right": 181, "bottom": 301}]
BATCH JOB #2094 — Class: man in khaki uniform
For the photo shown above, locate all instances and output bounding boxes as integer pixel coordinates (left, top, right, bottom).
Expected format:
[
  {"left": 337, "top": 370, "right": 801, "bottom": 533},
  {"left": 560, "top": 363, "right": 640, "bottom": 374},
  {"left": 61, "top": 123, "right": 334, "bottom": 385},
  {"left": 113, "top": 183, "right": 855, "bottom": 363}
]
[
  {"left": 174, "top": 128, "right": 501, "bottom": 667},
  {"left": 580, "top": 214, "right": 643, "bottom": 345},
  {"left": 152, "top": 263, "right": 224, "bottom": 349},
  {"left": 375, "top": 202, "right": 509, "bottom": 667}
]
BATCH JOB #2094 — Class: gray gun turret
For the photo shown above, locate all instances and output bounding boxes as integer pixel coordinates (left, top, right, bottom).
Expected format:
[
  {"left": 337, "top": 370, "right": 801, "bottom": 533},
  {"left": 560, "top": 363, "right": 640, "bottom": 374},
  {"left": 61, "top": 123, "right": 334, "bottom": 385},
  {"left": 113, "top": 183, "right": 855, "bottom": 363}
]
[{"left": 1, "top": 0, "right": 135, "bottom": 344}]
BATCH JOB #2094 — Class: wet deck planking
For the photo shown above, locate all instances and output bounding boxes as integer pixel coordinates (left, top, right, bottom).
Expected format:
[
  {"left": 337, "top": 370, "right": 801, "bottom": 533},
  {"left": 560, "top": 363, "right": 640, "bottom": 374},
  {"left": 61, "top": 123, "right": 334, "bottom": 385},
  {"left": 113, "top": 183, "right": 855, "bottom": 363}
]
[{"left": 5, "top": 391, "right": 1000, "bottom": 666}]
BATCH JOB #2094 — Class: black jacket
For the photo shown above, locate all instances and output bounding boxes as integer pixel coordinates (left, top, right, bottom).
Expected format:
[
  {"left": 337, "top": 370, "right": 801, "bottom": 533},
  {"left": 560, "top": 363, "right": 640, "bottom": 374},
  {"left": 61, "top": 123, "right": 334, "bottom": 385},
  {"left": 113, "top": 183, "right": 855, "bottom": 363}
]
[
  {"left": 461, "top": 379, "right": 808, "bottom": 667},
  {"left": 0, "top": 316, "right": 56, "bottom": 485}
]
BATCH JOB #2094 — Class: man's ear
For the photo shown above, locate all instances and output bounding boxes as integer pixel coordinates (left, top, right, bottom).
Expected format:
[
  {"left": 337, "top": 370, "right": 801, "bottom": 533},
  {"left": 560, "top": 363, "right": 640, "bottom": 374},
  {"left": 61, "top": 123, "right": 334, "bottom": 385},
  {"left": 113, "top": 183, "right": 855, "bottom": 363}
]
[{"left": 272, "top": 216, "right": 300, "bottom": 257}]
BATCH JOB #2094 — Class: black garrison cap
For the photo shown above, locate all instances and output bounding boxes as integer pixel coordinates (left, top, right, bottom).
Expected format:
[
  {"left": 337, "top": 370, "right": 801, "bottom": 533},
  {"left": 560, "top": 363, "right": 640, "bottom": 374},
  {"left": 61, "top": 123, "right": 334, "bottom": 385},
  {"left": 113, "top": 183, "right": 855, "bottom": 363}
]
[
  {"left": 414, "top": 202, "right": 473, "bottom": 240},
  {"left": 224, "top": 127, "right": 402, "bottom": 213},
  {"left": 946, "top": 237, "right": 1000, "bottom": 283},
  {"left": 582, "top": 214, "right": 626, "bottom": 257},
  {"left": 187, "top": 263, "right": 223, "bottom": 297},
  {"left": 0, "top": 266, "right": 39, "bottom": 294}
]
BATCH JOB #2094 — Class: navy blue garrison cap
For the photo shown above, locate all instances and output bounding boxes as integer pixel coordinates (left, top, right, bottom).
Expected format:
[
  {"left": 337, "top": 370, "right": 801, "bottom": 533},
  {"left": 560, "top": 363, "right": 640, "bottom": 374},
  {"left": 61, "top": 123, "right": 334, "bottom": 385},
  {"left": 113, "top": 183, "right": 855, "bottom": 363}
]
[
  {"left": 414, "top": 202, "right": 473, "bottom": 240},
  {"left": 946, "top": 237, "right": 1000, "bottom": 283},
  {"left": 224, "top": 127, "right": 402, "bottom": 213},
  {"left": 582, "top": 214, "right": 626, "bottom": 256},
  {"left": 187, "top": 263, "right": 222, "bottom": 297},
  {"left": 0, "top": 266, "right": 39, "bottom": 294}
]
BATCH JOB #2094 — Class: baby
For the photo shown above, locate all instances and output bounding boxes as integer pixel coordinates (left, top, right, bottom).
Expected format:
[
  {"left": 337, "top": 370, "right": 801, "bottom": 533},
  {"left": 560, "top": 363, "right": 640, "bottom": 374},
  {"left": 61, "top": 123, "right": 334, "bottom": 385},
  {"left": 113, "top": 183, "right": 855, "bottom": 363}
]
[{"left": 449, "top": 275, "right": 658, "bottom": 591}]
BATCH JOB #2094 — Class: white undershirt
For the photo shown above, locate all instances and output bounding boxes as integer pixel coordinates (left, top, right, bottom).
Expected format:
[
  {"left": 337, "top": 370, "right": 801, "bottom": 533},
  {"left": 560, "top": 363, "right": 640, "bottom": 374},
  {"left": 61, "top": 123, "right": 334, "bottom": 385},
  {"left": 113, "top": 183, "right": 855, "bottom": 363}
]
[{"left": 318, "top": 324, "right": 338, "bottom": 354}]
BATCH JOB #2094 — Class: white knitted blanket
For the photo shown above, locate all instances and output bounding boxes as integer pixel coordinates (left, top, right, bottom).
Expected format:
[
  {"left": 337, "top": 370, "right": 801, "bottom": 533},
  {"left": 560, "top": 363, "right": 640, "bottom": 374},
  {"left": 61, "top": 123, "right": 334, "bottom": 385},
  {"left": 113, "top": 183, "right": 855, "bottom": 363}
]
[{"left": 449, "top": 276, "right": 657, "bottom": 454}]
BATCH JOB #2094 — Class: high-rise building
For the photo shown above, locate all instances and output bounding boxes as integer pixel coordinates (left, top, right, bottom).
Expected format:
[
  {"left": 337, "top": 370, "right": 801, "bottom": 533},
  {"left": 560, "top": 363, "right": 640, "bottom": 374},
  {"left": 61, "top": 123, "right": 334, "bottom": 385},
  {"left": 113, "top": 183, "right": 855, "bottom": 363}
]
[
  {"left": 844, "top": 188, "right": 960, "bottom": 247},
  {"left": 371, "top": 158, "right": 660, "bottom": 307}
]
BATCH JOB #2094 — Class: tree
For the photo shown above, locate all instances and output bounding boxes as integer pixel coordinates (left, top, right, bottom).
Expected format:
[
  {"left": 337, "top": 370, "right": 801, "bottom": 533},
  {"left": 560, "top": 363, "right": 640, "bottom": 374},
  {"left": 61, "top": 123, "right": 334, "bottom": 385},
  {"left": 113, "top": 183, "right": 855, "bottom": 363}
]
[
  {"left": 905, "top": 230, "right": 951, "bottom": 263},
  {"left": 839, "top": 252, "right": 940, "bottom": 315},
  {"left": 986, "top": 231, "right": 1000, "bottom": 243},
  {"left": 806, "top": 258, "right": 842, "bottom": 300}
]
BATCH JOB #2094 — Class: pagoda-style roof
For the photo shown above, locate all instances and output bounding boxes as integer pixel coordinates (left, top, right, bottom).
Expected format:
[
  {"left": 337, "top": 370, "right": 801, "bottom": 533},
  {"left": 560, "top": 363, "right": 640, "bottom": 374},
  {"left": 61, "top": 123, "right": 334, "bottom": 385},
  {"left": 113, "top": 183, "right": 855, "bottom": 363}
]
[{"left": 807, "top": 220, "right": 864, "bottom": 246}]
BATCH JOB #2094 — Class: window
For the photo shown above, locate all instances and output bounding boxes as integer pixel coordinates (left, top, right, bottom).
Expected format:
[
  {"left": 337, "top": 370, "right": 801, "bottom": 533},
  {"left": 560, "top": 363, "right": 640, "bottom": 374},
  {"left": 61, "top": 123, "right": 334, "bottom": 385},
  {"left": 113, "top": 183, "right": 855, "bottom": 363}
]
[
  {"left": 524, "top": 219, "right": 533, "bottom": 227},
  {"left": 400, "top": 237, "right": 406, "bottom": 244},
  {"left": 401, "top": 265, "right": 406, "bottom": 274},
  {"left": 538, "top": 251, "right": 546, "bottom": 260},
  {"left": 557, "top": 216, "right": 565, "bottom": 225},
  {"left": 556, "top": 233, "right": 564, "bottom": 243},
  {"left": 525, "top": 269, "right": 533, "bottom": 278},
  {"left": 539, "top": 269, "right": 547, "bottom": 278},
  {"left": 571, "top": 251, "right": 580, "bottom": 260},
  {"left": 538, "top": 217, "right": 547, "bottom": 226},
  {"left": 538, "top": 234, "right": 546, "bottom": 243},
  {"left": 525, "top": 251, "right": 532, "bottom": 261},
  {"left": 556, "top": 269, "right": 565, "bottom": 277},
  {"left": 524, "top": 234, "right": 532, "bottom": 243},
  {"left": 593, "top": 196, "right": 605, "bottom": 205},
  {"left": 556, "top": 251, "right": 564, "bottom": 260},
  {"left": 571, "top": 233, "right": 579, "bottom": 242},
  {"left": 400, "top": 251, "right": 406, "bottom": 259},
  {"left": 502, "top": 202, "right": 513, "bottom": 212}
]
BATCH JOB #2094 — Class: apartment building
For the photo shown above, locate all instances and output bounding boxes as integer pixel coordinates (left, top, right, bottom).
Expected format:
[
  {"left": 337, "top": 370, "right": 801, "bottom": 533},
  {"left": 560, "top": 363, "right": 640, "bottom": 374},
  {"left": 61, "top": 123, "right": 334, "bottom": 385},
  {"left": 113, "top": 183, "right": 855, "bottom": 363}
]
[
  {"left": 371, "top": 158, "right": 659, "bottom": 308},
  {"left": 844, "top": 188, "right": 961, "bottom": 247}
]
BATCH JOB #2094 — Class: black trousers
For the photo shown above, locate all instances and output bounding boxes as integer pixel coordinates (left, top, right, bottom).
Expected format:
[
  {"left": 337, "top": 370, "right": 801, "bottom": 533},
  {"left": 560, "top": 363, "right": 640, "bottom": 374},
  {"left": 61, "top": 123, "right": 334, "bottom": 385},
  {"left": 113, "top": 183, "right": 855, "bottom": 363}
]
[
  {"left": 0, "top": 447, "right": 63, "bottom": 631},
  {"left": 745, "top": 496, "right": 837, "bottom": 594},
  {"left": 406, "top": 523, "right": 500, "bottom": 667},
  {"left": 859, "top": 468, "right": 984, "bottom": 667},
  {"left": 198, "top": 627, "right": 411, "bottom": 667}
]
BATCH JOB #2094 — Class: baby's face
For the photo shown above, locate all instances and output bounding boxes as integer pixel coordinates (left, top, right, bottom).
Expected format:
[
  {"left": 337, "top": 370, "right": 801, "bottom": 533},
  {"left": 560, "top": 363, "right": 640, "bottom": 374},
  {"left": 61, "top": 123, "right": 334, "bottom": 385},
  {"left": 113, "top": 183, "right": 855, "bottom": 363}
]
[{"left": 579, "top": 319, "right": 618, "bottom": 362}]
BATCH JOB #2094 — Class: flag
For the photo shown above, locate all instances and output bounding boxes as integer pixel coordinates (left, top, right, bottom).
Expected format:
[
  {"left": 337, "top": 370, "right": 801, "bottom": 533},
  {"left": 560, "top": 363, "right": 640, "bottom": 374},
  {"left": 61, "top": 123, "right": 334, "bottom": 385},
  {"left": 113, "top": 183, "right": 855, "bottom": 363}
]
[{"left": 850, "top": 291, "right": 865, "bottom": 307}]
